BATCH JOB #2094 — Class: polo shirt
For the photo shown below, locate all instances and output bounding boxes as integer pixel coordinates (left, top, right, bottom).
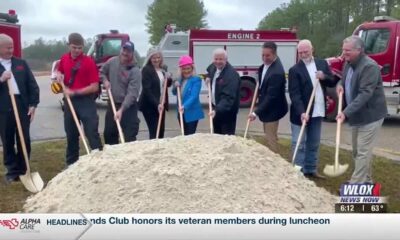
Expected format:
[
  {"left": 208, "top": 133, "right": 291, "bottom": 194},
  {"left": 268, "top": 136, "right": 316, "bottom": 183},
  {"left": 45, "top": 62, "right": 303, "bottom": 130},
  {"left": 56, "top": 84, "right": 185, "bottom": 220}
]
[{"left": 58, "top": 53, "right": 99, "bottom": 90}]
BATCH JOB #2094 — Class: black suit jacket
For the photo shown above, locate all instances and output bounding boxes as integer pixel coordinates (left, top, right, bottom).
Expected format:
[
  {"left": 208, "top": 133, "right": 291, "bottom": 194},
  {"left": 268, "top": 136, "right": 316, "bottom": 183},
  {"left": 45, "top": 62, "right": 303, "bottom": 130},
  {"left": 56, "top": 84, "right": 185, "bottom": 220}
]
[
  {"left": 138, "top": 64, "right": 171, "bottom": 113},
  {"left": 288, "top": 58, "right": 337, "bottom": 125},
  {"left": 255, "top": 57, "right": 288, "bottom": 122},
  {"left": 0, "top": 57, "right": 40, "bottom": 112},
  {"left": 206, "top": 62, "right": 241, "bottom": 117}
]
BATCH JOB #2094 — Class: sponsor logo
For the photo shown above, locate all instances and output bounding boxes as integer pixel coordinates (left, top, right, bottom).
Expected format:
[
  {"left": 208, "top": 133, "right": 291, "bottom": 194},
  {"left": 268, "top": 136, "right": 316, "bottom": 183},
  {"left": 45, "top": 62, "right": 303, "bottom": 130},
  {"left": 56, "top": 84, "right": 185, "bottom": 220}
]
[{"left": 0, "top": 218, "right": 19, "bottom": 230}]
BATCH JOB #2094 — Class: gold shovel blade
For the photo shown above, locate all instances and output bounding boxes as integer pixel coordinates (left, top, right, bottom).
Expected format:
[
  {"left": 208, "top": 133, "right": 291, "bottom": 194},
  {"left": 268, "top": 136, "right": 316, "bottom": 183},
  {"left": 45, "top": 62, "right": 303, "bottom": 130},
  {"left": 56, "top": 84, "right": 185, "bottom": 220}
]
[
  {"left": 323, "top": 164, "right": 349, "bottom": 177},
  {"left": 20, "top": 172, "right": 44, "bottom": 193}
]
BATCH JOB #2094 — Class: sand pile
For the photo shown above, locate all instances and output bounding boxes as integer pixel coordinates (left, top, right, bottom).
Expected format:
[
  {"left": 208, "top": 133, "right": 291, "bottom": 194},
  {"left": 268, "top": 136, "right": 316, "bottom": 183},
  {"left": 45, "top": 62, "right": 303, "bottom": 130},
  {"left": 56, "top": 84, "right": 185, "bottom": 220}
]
[{"left": 23, "top": 134, "right": 336, "bottom": 213}]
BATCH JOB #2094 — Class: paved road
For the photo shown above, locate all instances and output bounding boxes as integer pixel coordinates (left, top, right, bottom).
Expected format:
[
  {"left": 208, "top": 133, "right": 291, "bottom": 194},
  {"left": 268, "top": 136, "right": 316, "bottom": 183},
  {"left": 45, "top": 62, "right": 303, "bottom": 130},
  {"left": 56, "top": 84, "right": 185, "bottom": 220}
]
[{"left": 5, "top": 76, "right": 400, "bottom": 160}]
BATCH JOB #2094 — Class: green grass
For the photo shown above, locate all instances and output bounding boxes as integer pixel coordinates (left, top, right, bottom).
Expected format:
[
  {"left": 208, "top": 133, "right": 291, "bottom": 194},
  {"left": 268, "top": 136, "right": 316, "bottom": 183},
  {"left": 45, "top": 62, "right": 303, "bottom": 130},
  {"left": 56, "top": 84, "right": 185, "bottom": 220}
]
[
  {"left": 1, "top": 136, "right": 399, "bottom": 213},
  {"left": 254, "top": 136, "right": 400, "bottom": 213}
]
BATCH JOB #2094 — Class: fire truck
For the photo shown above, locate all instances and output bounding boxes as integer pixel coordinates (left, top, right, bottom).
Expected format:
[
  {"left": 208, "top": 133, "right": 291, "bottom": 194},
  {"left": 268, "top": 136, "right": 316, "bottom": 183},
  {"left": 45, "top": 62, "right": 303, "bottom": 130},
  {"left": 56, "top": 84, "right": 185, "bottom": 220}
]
[
  {"left": 327, "top": 16, "right": 400, "bottom": 117},
  {"left": 157, "top": 27, "right": 299, "bottom": 107},
  {"left": 0, "top": 10, "right": 21, "bottom": 57}
]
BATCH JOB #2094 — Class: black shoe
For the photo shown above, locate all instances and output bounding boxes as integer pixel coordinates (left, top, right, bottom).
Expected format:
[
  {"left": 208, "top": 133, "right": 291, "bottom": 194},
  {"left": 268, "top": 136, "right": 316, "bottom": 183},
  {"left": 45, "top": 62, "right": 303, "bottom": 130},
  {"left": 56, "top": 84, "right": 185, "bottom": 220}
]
[
  {"left": 304, "top": 172, "right": 326, "bottom": 179},
  {"left": 4, "top": 176, "right": 20, "bottom": 184}
]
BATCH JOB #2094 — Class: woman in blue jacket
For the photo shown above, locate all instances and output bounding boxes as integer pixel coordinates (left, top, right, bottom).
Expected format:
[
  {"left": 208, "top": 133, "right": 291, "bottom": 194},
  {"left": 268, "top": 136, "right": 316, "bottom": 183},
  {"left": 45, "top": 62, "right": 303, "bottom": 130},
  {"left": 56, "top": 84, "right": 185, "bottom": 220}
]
[{"left": 173, "top": 55, "right": 204, "bottom": 135}]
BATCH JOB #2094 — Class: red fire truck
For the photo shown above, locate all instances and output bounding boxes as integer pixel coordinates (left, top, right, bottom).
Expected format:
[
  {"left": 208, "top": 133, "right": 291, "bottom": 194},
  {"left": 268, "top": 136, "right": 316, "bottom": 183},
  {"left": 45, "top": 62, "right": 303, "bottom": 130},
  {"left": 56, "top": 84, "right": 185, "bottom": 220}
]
[
  {"left": 327, "top": 16, "right": 400, "bottom": 117},
  {"left": 158, "top": 27, "right": 299, "bottom": 107},
  {"left": 0, "top": 10, "right": 21, "bottom": 57}
]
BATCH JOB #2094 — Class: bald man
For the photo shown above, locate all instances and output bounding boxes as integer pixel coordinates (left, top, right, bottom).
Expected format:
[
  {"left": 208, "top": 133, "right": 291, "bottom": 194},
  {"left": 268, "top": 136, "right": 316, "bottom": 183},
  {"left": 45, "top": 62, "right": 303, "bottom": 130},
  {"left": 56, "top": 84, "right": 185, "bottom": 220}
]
[
  {"left": 0, "top": 34, "right": 40, "bottom": 184},
  {"left": 288, "top": 39, "right": 336, "bottom": 179},
  {"left": 206, "top": 48, "right": 241, "bottom": 135}
]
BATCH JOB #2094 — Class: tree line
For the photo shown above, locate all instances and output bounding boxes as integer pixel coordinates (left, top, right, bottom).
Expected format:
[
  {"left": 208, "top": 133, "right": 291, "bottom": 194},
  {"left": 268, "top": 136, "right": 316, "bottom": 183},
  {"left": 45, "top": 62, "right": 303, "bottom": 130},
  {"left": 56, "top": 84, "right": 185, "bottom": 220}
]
[
  {"left": 22, "top": 38, "right": 90, "bottom": 71},
  {"left": 258, "top": 0, "right": 400, "bottom": 58},
  {"left": 25, "top": 0, "right": 400, "bottom": 71}
]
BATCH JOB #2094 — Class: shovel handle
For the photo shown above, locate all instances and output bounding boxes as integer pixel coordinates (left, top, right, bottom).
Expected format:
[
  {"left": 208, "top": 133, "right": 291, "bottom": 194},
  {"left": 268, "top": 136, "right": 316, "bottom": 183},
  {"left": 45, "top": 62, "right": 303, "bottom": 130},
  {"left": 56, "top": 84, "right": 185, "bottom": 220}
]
[
  {"left": 292, "top": 79, "right": 319, "bottom": 165},
  {"left": 156, "top": 78, "right": 168, "bottom": 139},
  {"left": 177, "top": 86, "right": 185, "bottom": 136},
  {"left": 244, "top": 79, "right": 259, "bottom": 139},
  {"left": 7, "top": 80, "right": 31, "bottom": 173},
  {"left": 335, "top": 92, "right": 343, "bottom": 170},
  {"left": 207, "top": 80, "right": 214, "bottom": 134},
  {"left": 107, "top": 89, "right": 125, "bottom": 143},
  {"left": 61, "top": 83, "right": 90, "bottom": 154}
]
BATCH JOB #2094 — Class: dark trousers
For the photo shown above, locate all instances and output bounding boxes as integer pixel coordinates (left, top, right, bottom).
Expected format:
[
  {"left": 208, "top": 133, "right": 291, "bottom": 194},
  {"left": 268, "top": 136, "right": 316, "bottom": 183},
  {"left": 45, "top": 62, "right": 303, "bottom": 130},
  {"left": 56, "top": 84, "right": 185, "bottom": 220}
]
[
  {"left": 64, "top": 96, "right": 102, "bottom": 165},
  {"left": 178, "top": 117, "right": 198, "bottom": 135},
  {"left": 213, "top": 113, "right": 237, "bottom": 135},
  {"left": 142, "top": 109, "right": 165, "bottom": 139},
  {"left": 104, "top": 102, "right": 140, "bottom": 145},
  {"left": 0, "top": 97, "right": 30, "bottom": 179}
]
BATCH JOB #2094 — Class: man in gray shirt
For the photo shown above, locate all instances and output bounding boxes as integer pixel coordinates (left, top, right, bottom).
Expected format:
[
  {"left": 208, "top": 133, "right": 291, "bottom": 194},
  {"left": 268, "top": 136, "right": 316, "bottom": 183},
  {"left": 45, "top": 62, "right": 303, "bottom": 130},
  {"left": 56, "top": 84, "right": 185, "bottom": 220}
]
[
  {"left": 336, "top": 36, "right": 387, "bottom": 183},
  {"left": 100, "top": 41, "right": 141, "bottom": 144}
]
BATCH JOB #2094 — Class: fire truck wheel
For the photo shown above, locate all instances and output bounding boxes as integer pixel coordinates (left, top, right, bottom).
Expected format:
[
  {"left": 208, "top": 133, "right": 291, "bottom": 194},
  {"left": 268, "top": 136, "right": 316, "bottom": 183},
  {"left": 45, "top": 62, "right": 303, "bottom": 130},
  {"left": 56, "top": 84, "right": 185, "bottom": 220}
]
[{"left": 240, "top": 79, "right": 256, "bottom": 108}]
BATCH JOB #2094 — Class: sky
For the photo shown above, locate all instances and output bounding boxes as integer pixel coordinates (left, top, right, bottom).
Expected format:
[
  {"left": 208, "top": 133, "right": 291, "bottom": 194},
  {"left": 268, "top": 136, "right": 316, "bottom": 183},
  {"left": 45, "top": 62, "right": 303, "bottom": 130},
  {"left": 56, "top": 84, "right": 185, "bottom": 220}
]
[{"left": 1, "top": 0, "right": 289, "bottom": 56}]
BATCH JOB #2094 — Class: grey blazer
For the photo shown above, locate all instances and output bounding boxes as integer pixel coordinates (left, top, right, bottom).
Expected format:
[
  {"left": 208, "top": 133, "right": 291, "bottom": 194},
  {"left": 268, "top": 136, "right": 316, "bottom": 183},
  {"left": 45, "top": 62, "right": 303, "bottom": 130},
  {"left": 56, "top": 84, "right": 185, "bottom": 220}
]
[{"left": 340, "top": 54, "right": 387, "bottom": 126}]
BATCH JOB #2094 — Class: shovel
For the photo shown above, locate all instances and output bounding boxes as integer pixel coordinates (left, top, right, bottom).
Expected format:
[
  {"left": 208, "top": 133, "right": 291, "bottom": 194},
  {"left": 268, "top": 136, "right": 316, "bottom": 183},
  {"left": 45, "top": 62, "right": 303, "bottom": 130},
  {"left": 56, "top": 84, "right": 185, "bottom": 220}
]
[
  {"left": 291, "top": 79, "right": 319, "bottom": 166},
  {"left": 206, "top": 78, "right": 214, "bottom": 134},
  {"left": 244, "top": 79, "right": 260, "bottom": 139},
  {"left": 156, "top": 77, "right": 168, "bottom": 139},
  {"left": 176, "top": 86, "right": 185, "bottom": 136},
  {"left": 323, "top": 91, "right": 349, "bottom": 177},
  {"left": 61, "top": 82, "right": 91, "bottom": 155},
  {"left": 107, "top": 88, "right": 125, "bottom": 143},
  {"left": 7, "top": 80, "right": 44, "bottom": 193}
]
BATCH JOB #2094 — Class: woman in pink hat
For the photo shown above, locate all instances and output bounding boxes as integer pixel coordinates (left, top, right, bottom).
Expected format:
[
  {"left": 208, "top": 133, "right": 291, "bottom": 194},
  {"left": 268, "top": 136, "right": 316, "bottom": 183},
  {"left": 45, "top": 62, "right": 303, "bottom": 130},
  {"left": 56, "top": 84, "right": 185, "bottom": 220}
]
[{"left": 172, "top": 55, "right": 204, "bottom": 135}]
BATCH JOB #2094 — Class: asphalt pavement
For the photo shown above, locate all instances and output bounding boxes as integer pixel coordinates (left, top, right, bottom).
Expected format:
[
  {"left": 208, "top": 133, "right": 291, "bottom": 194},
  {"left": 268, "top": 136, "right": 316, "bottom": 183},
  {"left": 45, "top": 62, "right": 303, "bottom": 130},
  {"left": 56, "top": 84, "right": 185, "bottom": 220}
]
[{"left": 2, "top": 76, "right": 400, "bottom": 161}]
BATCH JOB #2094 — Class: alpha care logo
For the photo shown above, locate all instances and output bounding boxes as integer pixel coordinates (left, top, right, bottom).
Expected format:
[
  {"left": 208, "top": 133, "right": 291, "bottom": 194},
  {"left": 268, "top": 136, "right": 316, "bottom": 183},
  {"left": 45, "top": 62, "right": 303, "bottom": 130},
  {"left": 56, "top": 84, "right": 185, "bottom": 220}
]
[
  {"left": 0, "top": 218, "right": 19, "bottom": 230},
  {"left": 19, "top": 218, "right": 41, "bottom": 231}
]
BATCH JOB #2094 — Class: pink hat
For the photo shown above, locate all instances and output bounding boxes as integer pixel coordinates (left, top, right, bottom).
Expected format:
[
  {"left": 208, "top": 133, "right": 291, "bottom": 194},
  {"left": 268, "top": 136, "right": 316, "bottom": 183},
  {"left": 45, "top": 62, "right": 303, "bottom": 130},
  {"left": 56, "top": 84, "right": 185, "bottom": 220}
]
[{"left": 179, "top": 55, "right": 194, "bottom": 67}]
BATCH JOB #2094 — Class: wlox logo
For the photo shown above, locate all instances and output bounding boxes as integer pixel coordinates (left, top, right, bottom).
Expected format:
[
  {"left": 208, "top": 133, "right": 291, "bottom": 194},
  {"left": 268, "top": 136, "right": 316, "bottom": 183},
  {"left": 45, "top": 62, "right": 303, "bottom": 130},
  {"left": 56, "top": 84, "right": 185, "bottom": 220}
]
[
  {"left": 340, "top": 183, "right": 381, "bottom": 196},
  {"left": 339, "top": 183, "right": 383, "bottom": 203},
  {"left": 0, "top": 218, "right": 19, "bottom": 230}
]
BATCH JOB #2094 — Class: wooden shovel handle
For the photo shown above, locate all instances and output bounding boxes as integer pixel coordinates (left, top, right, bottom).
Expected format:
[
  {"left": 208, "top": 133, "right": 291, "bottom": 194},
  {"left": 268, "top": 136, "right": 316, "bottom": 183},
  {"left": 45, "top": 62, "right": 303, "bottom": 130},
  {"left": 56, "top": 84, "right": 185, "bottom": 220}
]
[
  {"left": 335, "top": 91, "right": 343, "bottom": 170},
  {"left": 177, "top": 86, "right": 185, "bottom": 136},
  {"left": 61, "top": 82, "right": 90, "bottom": 154},
  {"left": 207, "top": 80, "right": 214, "bottom": 134},
  {"left": 7, "top": 80, "right": 31, "bottom": 173},
  {"left": 244, "top": 79, "right": 260, "bottom": 138},
  {"left": 156, "top": 78, "right": 168, "bottom": 139},
  {"left": 292, "top": 79, "right": 319, "bottom": 165},
  {"left": 107, "top": 88, "right": 125, "bottom": 143}
]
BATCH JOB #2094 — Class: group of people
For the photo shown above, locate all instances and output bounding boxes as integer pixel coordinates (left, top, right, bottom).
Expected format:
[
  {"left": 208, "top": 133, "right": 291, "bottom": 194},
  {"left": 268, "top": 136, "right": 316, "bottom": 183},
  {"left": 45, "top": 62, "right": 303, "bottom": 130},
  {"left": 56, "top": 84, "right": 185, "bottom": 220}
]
[
  {"left": 248, "top": 37, "right": 386, "bottom": 184},
  {"left": 139, "top": 45, "right": 241, "bottom": 138},
  {"left": 0, "top": 31, "right": 386, "bottom": 186}
]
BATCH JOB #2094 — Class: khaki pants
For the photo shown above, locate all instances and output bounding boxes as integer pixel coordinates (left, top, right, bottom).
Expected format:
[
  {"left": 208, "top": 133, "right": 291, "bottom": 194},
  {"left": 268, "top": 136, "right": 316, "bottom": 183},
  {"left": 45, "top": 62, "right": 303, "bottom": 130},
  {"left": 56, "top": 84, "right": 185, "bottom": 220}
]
[
  {"left": 263, "top": 121, "right": 279, "bottom": 153},
  {"left": 350, "top": 118, "right": 384, "bottom": 183}
]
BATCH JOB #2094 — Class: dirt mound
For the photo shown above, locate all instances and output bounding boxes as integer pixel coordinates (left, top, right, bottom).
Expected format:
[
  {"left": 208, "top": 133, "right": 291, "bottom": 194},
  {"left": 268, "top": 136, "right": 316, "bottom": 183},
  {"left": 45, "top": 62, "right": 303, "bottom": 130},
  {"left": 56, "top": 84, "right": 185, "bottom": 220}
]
[{"left": 23, "top": 134, "right": 335, "bottom": 213}]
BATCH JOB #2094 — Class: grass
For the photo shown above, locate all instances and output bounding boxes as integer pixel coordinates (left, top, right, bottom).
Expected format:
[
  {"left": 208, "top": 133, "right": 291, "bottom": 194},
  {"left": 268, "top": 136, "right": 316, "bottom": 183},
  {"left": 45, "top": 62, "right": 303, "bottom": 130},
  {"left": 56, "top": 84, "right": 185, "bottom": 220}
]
[
  {"left": 1, "top": 136, "right": 399, "bottom": 213},
  {"left": 254, "top": 136, "right": 400, "bottom": 213}
]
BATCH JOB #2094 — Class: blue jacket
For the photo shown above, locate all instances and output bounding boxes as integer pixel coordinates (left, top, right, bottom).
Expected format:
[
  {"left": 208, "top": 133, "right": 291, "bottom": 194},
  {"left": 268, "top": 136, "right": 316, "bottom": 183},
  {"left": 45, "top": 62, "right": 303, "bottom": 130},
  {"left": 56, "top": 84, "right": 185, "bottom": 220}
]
[{"left": 173, "top": 75, "right": 204, "bottom": 123}]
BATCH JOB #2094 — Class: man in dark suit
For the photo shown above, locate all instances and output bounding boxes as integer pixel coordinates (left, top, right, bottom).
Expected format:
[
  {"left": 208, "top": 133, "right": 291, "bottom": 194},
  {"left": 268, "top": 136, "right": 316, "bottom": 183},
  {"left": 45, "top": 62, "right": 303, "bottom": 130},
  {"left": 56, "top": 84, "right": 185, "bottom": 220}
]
[
  {"left": 207, "top": 48, "right": 241, "bottom": 135},
  {"left": 248, "top": 41, "right": 288, "bottom": 153},
  {"left": 0, "top": 34, "right": 40, "bottom": 183},
  {"left": 289, "top": 39, "right": 336, "bottom": 179},
  {"left": 336, "top": 36, "right": 387, "bottom": 183}
]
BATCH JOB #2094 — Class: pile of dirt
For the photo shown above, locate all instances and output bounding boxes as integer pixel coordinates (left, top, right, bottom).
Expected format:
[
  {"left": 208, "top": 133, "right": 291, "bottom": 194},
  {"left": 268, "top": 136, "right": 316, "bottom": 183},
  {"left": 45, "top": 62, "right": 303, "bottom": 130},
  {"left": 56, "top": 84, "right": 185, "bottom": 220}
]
[{"left": 23, "top": 134, "right": 336, "bottom": 213}]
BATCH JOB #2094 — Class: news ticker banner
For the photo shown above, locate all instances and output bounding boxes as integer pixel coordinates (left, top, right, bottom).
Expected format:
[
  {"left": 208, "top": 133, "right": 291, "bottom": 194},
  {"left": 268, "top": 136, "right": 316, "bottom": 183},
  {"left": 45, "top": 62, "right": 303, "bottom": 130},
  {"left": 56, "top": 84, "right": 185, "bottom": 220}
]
[{"left": 1, "top": 214, "right": 400, "bottom": 240}]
